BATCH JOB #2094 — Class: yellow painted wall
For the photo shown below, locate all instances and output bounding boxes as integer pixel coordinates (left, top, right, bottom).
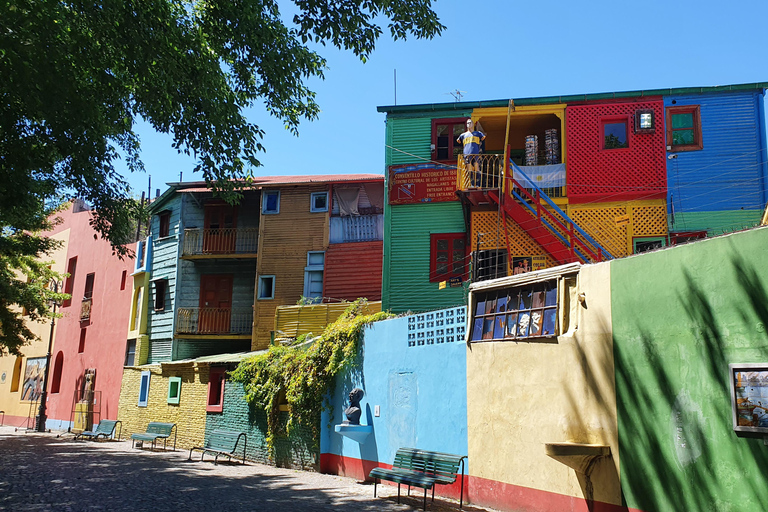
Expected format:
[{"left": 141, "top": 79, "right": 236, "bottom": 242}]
[
  {"left": 253, "top": 185, "right": 330, "bottom": 349},
  {"left": 0, "top": 228, "right": 70, "bottom": 425},
  {"left": 273, "top": 301, "right": 382, "bottom": 342},
  {"left": 117, "top": 364, "right": 209, "bottom": 450},
  {"left": 466, "top": 262, "right": 621, "bottom": 506}
]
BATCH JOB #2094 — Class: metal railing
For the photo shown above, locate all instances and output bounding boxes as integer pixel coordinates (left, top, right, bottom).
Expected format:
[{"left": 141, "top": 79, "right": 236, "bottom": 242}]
[
  {"left": 456, "top": 154, "right": 565, "bottom": 198},
  {"left": 175, "top": 307, "right": 252, "bottom": 335},
  {"left": 182, "top": 228, "right": 259, "bottom": 256},
  {"left": 330, "top": 215, "right": 383, "bottom": 243}
]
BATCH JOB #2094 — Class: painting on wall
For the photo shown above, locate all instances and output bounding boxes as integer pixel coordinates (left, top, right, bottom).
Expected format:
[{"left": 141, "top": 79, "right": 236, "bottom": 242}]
[
  {"left": 730, "top": 363, "right": 768, "bottom": 434},
  {"left": 21, "top": 357, "right": 46, "bottom": 402}
]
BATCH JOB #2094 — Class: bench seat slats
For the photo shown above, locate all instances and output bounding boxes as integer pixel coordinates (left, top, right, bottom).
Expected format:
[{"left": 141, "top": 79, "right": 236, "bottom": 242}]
[{"left": 189, "top": 430, "right": 247, "bottom": 465}]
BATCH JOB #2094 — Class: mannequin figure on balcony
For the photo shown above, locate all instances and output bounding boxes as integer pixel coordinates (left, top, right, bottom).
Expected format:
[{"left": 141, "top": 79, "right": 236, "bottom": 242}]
[{"left": 457, "top": 119, "right": 486, "bottom": 187}]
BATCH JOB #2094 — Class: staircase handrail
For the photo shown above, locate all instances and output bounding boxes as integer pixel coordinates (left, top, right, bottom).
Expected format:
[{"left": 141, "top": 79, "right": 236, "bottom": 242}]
[{"left": 507, "top": 161, "right": 614, "bottom": 261}]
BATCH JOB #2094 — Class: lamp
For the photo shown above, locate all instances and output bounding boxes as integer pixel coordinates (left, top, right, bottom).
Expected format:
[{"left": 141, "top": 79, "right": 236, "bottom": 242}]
[{"left": 37, "top": 279, "right": 62, "bottom": 433}]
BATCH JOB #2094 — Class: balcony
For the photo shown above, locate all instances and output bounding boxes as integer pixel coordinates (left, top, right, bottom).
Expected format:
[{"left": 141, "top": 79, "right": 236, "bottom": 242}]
[
  {"left": 181, "top": 228, "right": 258, "bottom": 259},
  {"left": 329, "top": 215, "right": 384, "bottom": 243},
  {"left": 456, "top": 154, "right": 565, "bottom": 198},
  {"left": 175, "top": 307, "right": 252, "bottom": 337}
]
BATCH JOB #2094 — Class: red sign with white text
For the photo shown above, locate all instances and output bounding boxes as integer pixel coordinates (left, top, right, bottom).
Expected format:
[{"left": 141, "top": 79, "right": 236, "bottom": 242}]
[{"left": 388, "top": 165, "right": 457, "bottom": 205}]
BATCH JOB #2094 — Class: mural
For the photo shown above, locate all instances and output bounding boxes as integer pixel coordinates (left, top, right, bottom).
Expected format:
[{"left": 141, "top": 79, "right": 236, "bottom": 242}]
[{"left": 21, "top": 357, "right": 46, "bottom": 402}]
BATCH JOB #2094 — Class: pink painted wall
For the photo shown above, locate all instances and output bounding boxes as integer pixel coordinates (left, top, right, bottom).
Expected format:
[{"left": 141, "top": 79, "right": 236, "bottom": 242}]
[{"left": 44, "top": 204, "right": 135, "bottom": 428}]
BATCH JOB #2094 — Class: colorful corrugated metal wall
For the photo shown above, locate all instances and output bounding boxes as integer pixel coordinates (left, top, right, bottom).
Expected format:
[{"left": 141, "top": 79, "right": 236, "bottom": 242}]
[
  {"left": 566, "top": 100, "right": 666, "bottom": 203},
  {"left": 665, "top": 90, "right": 768, "bottom": 234},
  {"left": 274, "top": 301, "right": 382, "bottom": 342},
  {"left": 323, "top": 241, "right": 382, "bottom": 301}
]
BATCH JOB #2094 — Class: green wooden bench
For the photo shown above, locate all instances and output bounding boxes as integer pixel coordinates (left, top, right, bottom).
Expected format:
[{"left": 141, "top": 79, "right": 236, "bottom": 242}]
[
  {"left": 130, "top": 422, "right": 177, "bottom": 451},
  {"left": 188, "top": 430, "right": 247, "bottom": 465},
  {"left": 369, "top": 448, "right": 466, "bottom": 510},
  {"left": 74, "top": 419, "right": 122, "bottom": 441}
]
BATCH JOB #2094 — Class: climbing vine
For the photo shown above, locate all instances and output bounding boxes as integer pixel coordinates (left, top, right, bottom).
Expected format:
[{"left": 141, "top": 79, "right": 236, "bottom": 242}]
[{"left": 229, "top": 299, "right": 393, "bottom": 451}]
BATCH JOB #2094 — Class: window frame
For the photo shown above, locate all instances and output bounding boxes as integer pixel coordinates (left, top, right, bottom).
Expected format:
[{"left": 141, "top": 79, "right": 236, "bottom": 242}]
[
  {"left": 138, "top": 370, "right": 151, "bottom": 407},
  {"left": 158, "top": 211, "right": 171, "bottom": 238},
  {"left": 124, "top": 340, "right": 137, "bottom": 367},
  {"left": 310, "top": 191, "right": 329, "bottom": 213},
  {"left": 63, "top": 257, "right": 77, "bottom": 308},
  {"left": 429, "top": 233, "right": 467, "bottom": 283},
  {"left": 262, "top": 190, "right": 281, "bottom": 214},
  {"left": 207, "top": 367, "right": 226, "bottom": 413},
  {"left": 632, "top": 236, "right": 668, "bottom": 254},
  {"left": 167, "top": 376, "right": 182, "bottom": 405},
  {"left": 600, "top": 116, "right": 630, "bottom": 151},
  {"left": 153, "top": 278, "right": 168, "bottom": 311},
  {"left": 666, "top": 105, "right": 703, "bottom": 151},
  {"left": 432, "top": 118, "right": 468, "bottom": 163},
  {"left": 303, "top": 251, "right": 325, "bottom": 301},
  {"left": 258, "top": 275, "right": 275, "bottom": 300}
]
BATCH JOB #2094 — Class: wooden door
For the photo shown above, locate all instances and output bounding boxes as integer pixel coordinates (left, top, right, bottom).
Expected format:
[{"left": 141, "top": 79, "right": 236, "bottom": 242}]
[
  {"left": 199, "top": 274, "right": 233, "bottom": 333},
  {"left": 203, "top": 206, "right": 238, "bottom": 253}
]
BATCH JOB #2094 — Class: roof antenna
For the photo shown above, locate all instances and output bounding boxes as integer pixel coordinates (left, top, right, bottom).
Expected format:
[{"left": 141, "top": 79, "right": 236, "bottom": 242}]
[{"left": 446, "top": 89, "right": 467, "bottom": 102}]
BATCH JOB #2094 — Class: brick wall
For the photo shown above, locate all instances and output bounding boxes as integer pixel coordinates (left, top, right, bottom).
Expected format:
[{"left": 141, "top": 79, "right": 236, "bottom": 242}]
[
  {"left": 117, "top": 364, "right": 208, "bottom": 450},
  {"left": 206, "top": 379, "right": 318, "bottom": 469}
]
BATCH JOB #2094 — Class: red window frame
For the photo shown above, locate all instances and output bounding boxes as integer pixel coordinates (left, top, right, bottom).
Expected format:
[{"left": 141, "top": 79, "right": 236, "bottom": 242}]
[
  {"left": 666, "top": 105, "right": 702, "bottom": 151},
  {"left": 207, "top": 367, "right": 226, "bottom": 413},
  {"left": 430, "top": 233, "right": 466, "bottom": 282},
  {"left": 432, "top": 118, "right": 467, "bottom": 163},
  {"left": 600, "top": 116, "right": 631, "bottom": 151}
]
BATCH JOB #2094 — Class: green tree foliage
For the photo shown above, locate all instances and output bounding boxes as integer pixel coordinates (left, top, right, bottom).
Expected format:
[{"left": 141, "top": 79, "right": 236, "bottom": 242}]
[
  {"left": 0, "top": 0, "right": 443, "bottom": 354},
  {"left": 230, "top": 300, "right": 393, "bottom": 451}
]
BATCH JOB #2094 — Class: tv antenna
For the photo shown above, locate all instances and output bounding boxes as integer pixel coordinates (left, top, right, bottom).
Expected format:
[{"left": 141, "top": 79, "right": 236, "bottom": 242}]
[{"left": 446, "top": 89, "right": 467, "bottom": 102}]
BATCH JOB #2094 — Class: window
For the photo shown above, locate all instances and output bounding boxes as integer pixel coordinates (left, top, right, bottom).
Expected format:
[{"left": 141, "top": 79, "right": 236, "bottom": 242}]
[
  {"left": 131, "top": 288, "right": 143, "bottom": 331},
  {"left": 10, "top": 357, "right": 22, "bottom": 392},
  {"left": 310, "top": 191, "right": 329, "bottom": 212},
  {"left": 138, "top": 370, "right": 151, "bottom": 407},
  {"left": 633, "top": 236, "right": 667, "bottom": 254},
  {"left": 78, "top": 328, "right": 86, "bottom": 353},
  {"left": 124, "top": 340, "right": 136, "bottom": 367},
  {"left": 258, "top": 275, "right": 275, "bottom": 300},
  {"left": 602, "top": 118, "right": 629, "bottom": 149},
  {"left": 63, "top": 257, "right": 77, "bottom": 307},
  {"left": 207, "top": 367, "right": 226, "bottom": 413},
  {"left": 470, "top": 281, "right": 559, "bottom": 341},
  {"left": 158, "top": 211, "right": 171, "bottom": 238},
  {"left": 120, "top": 270, "right": 127, "bottom": 291},
  {"left": 303, "top": 252, "right": 325, "bottom": 301},
  {"left": 666, "top": 105, "right": 702, "bottom": 151},
  {"left": 635, "top": 109, "right": 655, "bottom": 134},
  {"left": 432, "top": 118, "right": 467, "bottom": 161},
  {"left": 474, "top": 250, "right": 508, "bottom": 282},
  {"left": 167, "top": 376, "right": 182, "bottom": 405},
  {"left": 262, "top": 190, "right": 280, "bottom": 214},
  {"left": 83, "top": 273, "right": 95, "bottom": 299},
  {"left": 430, "top": 233, "right": 466, "bottom": 282},
  {"left": 51, "top": 352, "right": 64, "bottom": 394},
  {"left": 153, "top": 279, "right": 167, "bottom": 311},
  {"left": 670, "top": 231, "right": 707, "bottom": 245}
]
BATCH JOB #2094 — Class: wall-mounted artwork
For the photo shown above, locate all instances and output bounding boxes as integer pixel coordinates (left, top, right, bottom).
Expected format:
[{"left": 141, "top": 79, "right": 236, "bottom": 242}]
[
  {"left": 730, "top": 363, "right": 768, "bottom": 434},
  {"left": 21, "top": 357, "right": 46, "bottom": 402}
]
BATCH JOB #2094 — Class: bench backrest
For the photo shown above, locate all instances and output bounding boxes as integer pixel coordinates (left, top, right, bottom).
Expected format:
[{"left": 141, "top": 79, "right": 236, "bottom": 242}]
[
  {"left": 146, "top": 422, "right": 175, "bottom": 436},
  {"left": 392, "top": 448, "right": 464, "bottom": 483},
  {"left": 94, "top": 420, "right": 118, "bottom": 435},
  {"left": 205, "top": 430, "right": 245, "bottom": 451}
]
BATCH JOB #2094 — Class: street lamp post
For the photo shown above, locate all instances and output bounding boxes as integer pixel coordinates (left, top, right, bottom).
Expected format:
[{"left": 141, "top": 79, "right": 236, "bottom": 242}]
[{"left": 37, "top": 279, "right": 61, "bottom": 433}]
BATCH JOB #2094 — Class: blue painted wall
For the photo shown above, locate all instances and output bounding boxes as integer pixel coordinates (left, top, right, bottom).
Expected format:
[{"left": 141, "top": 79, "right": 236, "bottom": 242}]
[
  {"left": 321, "top": 307, "right": 468, "bottom": 472},
  {"left": 666, "top": 90, "right": 768, "bottom": 234}
]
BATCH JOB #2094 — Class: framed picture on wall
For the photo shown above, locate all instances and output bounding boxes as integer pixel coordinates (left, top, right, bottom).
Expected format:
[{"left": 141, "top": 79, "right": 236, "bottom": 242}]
[{"left": 729, "top": 363, "right": 768, "bottom": 434}]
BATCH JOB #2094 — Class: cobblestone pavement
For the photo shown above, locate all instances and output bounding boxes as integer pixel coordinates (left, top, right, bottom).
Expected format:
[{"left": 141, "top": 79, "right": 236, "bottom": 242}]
[{"left": 0, "top": 427, "right": 490, "bottom": 512}]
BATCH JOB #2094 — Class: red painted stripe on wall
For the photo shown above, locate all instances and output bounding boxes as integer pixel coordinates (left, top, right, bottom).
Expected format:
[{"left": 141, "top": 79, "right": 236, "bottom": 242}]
[
  {"left": 321, "top": 454, "right": 643, "bottom": 512},
  {"left": 323, "top": 241, "right": 383, "bottom": 301}
]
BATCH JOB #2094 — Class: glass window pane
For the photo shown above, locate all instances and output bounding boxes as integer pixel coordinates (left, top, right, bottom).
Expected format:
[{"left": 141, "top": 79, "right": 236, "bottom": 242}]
[
  {"left": 436, "top": 252, "right": 448, "bottom": 262},
  {"left": 672, "top": 113, "right": 693, "bottom": 129},
  {"left": 604, "top": 122, "right": 628, "bottom": 149},
  {"left": 471, "top": 318, "right": 484, "bottom": 341},
  {"left": 542, "top": 309, "right": 557, "bottom": 336},
  {"left": 545, "top": 282, "right": 558, "bottom": 307},
  {"left": 493, "top": 315, "right": 506, "bottom": 339},
  {"left": 475, "top": 299, "right": 486, "bottom": 317},
  {"left": 496, "top": 296, "right": 508, "bottom": 313},
  {"left": 529, "top": 310, "right": 543, "bottom": 336},
  {"left": 452, "top": 260, "right": 464, "bottom": 273},
  {"left": 520, "top": 288, "right": 533, "bottom": 310},
  {"left": 508, "top": 291, "right": 520, "bottom": 312},
  {"left": 485, "top": 298, "right": 496, "bottom": 315},
  {"left": 436, "top": 263, "right": 448, "bottom": 274},
  {"left": 482, "top": 318, "right": 494, "bottom": 339},
  {"left": 437, "top": 125, "right": 448, "bottom": 137},
  {"left": 532, "top": 285, "right": 546, "bottom": 308},
  {"left": 505, "top": 313, "right": 518, "bottom": 338},
  {"left": 453, "top": 250, "right": 464, "bottom": 263},
  {"left": 453, "top": 124, "right": 464, "bottom": 137},
  {"left": 453, "top": 239, "right": 464, "bottom": 250},
  {"left": 673, "top": 129, "right": 695, "bottom": 145},
  {"left": 517, "top": 312, "right": 530, "bottom": 337},
  {"left": 437, "top": 239, "right": 448, "bottom": 251}
]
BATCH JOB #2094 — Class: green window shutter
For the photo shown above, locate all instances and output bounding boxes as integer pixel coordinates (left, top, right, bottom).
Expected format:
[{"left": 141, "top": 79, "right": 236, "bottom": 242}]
[{"left": 167, "top": 376, "right": 181, "bottom": 404}]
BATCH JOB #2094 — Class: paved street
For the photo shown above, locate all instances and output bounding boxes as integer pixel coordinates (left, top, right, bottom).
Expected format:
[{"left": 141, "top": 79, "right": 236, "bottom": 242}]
[{"left": 0, "top": 427, "right": 484, "bottom": 512}]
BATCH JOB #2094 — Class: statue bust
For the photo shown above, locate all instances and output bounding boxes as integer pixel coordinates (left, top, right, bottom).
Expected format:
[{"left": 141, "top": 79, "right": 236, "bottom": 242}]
[{"left": 343, "top": 387, "right": 364, "bottom": 425}]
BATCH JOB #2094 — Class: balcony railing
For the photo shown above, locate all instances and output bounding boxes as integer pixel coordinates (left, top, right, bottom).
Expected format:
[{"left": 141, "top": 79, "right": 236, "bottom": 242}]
[
  {"left": 457, "top": 154, "right": 565, "bottom": 198},
  {"left": 80, "top": 298, "right": 92, "bottom": 321},
  {"left": 182, "top": 228, "right": 258, "bottom": 257},
  {"left": 175, "top": 307, "right": 252, "bottom": 336},
  {"left": 329, "top": 215, "right": 383, "bottom": 243}
]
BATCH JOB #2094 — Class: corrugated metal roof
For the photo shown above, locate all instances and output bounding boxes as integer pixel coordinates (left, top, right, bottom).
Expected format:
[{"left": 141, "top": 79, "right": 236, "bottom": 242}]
[
  {"left": 174, "top": 174, "right": 384, "bottom": 193},
  {"left": 378, "top": 82, "right": 768, "bottom": 115},
  {"left": 160, "top": 350, "right": 266, "bottom": 366}
]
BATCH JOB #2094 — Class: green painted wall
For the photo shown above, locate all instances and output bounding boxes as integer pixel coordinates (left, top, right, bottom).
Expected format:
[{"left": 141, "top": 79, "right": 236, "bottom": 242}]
[
  {"left": 384, "top": 202, "right": 467, "bottom": 313},
  {"left": 669, "top": 209, "right": 764, "bottom": 236},
  {"left": 611, "top": 227, "right": 768, "bottom": 512}
]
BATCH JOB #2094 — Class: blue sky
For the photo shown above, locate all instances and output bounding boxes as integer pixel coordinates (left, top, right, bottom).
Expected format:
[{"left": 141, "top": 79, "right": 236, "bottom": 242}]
[{"left": 121, "top": 0, "right": 768, "bottom": 197}]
